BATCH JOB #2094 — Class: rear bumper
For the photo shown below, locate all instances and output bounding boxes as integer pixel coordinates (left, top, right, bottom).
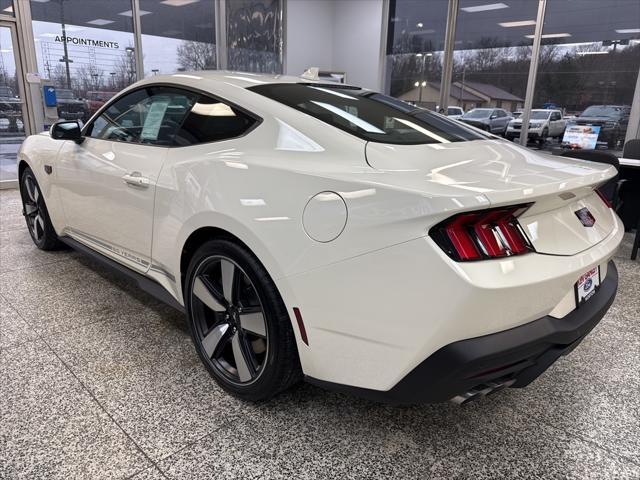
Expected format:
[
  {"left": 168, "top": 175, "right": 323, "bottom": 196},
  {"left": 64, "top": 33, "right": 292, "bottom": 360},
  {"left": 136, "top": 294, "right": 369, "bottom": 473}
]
[{"left": 307, "top": 260, "right": 618, "bottom": 404}]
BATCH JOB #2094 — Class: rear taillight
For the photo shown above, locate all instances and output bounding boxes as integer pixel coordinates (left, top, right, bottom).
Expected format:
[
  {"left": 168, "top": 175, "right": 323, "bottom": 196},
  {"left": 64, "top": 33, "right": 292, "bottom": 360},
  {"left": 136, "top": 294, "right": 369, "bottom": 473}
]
[
  {"left": 430, "top": 204, "right": 534, "bottom": 261},
  {"left": 595, "top": 188, "right": 612, "bottom": 208}
]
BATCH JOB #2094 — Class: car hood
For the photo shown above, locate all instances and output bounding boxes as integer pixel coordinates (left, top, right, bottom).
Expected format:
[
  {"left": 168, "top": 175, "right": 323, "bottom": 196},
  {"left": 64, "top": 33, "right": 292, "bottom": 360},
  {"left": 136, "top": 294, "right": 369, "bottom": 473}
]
[
  {"left": 365, "top": 139, "right": 615, "bottom": 205},
  {"left": 575, "top": 116, "right": 616, "bottom": 124},
  {"left": 460, "top": 117, "right": 488, "bottom": 123}
]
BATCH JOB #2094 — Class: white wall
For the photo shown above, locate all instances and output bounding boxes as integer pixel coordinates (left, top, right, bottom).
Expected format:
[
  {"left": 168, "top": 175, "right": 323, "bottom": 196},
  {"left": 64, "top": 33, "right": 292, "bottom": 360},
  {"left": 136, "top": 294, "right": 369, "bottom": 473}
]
[{"left": 285, "top": 0, "right": 384, "bottom": 91}]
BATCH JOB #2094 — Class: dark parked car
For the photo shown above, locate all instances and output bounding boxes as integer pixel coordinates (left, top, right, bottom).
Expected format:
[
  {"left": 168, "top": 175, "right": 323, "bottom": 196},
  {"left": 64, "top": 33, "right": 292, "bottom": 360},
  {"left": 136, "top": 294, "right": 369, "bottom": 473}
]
[
  {"left": 55, "top": 88, "right": 87, "bottom": 121},
  {"left": 573, "top": 105, "right": 630, "bottom": 148},
  {"left": 460, "top": 108, "right": 512, "bottom": 135},
  {"left": 0, "top": 85, "right": 23, "bottom": 132}
]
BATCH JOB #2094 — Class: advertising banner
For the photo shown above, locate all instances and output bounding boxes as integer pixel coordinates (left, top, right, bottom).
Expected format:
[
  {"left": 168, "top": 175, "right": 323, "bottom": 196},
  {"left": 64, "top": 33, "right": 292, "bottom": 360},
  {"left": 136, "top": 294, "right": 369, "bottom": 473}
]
[{"left": 562, "top": 125, "right": 601, "bottom": 150}]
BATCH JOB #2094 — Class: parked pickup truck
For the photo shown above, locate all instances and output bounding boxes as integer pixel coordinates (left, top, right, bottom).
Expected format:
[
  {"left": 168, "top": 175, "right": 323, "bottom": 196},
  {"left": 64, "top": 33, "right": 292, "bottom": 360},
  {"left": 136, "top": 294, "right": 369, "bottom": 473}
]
[
  {"left": 506, "top": 109, "right": 566, "bottom": 144},
  {"left": 55, "top": 88, "right": 87, "bottom": 121},
  {"left": 571, "top": 105, "right": 630, "bottom": 148}
]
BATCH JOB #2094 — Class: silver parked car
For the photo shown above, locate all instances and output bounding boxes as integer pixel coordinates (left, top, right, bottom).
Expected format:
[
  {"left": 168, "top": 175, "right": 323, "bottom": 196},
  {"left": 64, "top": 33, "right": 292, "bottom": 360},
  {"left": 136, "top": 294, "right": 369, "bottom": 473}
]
[{"left": 460, "top": 108, "right": 512, "bottom": 135}]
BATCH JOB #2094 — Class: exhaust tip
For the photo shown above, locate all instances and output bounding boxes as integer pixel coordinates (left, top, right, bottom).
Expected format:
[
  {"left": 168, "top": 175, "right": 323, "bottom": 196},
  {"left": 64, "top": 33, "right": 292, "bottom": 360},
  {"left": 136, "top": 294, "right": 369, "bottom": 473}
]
[
  {"left": 450, "top": 378, "right": 515, "bottom": 405},
  {"left": 450, "top": 391, "right": 481, "bottom": 405}
]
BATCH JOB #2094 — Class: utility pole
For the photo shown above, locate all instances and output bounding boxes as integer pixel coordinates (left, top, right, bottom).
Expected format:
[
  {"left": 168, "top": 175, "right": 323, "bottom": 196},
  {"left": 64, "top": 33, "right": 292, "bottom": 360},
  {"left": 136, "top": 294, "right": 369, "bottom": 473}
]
[{"left": 59, "top": 0, "right": 72, "bottom": 89}]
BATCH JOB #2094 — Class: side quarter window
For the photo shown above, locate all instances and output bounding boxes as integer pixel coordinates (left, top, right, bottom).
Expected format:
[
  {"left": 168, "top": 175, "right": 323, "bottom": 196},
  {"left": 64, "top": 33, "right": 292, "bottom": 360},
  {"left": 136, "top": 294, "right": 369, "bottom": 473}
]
[
  {"left": 172, "top": 95, "right": 258, "bottom": 146},
  {"left": 86, "top": 87, "right": 196, "bottom": 146}
]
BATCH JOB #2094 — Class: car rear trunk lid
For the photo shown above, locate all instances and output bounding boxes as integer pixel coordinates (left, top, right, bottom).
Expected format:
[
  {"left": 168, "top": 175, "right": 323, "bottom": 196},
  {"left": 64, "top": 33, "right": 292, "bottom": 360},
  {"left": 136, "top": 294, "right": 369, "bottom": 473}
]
[{"left": 365, "top": 139, "right": 618, "bottom": 256}]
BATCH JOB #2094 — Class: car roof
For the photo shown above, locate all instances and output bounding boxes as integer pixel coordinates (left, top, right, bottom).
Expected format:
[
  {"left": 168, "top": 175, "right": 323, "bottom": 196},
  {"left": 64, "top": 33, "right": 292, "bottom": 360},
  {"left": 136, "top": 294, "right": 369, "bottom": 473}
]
[{"left": 134, "top": 70, "right": 361, "bottom": 90}]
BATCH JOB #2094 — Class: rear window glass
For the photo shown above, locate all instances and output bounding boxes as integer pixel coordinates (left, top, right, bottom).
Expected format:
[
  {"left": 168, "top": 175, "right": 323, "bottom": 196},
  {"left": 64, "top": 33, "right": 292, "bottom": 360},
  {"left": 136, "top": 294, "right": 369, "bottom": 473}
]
[{"left": 249, "top": 83, "right": 487, "bottom": 145}]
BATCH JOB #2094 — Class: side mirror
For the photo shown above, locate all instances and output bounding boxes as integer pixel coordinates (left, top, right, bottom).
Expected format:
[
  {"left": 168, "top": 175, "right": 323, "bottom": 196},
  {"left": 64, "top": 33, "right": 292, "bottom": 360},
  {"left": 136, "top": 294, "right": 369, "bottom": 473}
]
[{"left": 50, "top": 120, "right": 83, "bottom": 143}]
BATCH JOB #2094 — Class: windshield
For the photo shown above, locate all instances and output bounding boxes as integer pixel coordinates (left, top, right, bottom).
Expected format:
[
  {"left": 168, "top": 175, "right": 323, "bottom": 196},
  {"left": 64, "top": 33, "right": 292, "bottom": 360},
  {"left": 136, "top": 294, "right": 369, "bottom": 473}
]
[
  {"left": 463, "top": 109, "right": 492, "bottom": 119},
  {"left": 581, "top": 106, "right": 623, "bottom": 118},
  {"left": 249, "top": 83, "right": 487, "bottom": 145},
  {"left": 530, "top": 111, "right": 551, "bottom": 120}
]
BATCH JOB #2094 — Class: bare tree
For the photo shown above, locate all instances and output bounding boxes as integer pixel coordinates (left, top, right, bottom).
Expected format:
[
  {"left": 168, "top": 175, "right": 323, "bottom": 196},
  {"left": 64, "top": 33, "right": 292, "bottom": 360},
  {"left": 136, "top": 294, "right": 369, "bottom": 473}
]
[
  {"left": 113, "top": 49, "right": 137, "bottom": 90},
  {"left": 51, "top": 64, "right": 68, "bottom": 89},
  {"left": 75, "top": 63, "right": 105, "bottom": 97},
  {"left": 176, "top": 41, "right": 216, "bottom": 71}
]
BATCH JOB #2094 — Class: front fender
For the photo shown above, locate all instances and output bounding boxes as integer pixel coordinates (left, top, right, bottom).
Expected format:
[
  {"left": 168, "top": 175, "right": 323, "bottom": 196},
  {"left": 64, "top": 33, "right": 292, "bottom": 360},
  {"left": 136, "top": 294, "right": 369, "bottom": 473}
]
[{"left": 17, "top": 134, "right": 66, "bottom": 233}]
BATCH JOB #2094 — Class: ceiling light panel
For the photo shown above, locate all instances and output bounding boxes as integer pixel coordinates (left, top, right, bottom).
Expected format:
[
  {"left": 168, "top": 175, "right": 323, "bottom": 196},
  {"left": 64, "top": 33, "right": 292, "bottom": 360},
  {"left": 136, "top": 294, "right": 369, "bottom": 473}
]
[
  {"left": 87, "top": 18, "right": 115, "bottom": 26},
  {"left": 525, "top": 33, "right": 571, "bottom": 39},
  {"left": 460, "top": 3, "right": 508, "bottom": 13},
  {"left": 499, "top": 20, "right": 536, "bottom": 28},
  {"left": 118, "top": 10, "right": 152, "bottom": 17},
  {"left": 161, "top": 0, "right": 201, "bottom": 5}
]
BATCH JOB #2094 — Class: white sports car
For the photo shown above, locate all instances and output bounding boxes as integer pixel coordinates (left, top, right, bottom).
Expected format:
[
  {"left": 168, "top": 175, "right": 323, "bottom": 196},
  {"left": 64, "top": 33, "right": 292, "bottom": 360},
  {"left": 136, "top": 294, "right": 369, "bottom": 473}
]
[{"left": 18, "top": 72, "right": 623, "bottom": 404}]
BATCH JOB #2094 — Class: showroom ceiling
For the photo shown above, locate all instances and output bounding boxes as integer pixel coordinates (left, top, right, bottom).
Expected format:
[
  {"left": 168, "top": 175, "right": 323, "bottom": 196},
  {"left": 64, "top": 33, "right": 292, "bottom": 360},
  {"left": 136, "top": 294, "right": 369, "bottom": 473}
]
[
  {"left": 29, "top": 0, "right": 216, "bottom": 43},
  {"left": 390, "top": 0, "right": 640, "bottom": 51},
  {"left": 28, "top": 0, "right": 640, "bottom": 48}
]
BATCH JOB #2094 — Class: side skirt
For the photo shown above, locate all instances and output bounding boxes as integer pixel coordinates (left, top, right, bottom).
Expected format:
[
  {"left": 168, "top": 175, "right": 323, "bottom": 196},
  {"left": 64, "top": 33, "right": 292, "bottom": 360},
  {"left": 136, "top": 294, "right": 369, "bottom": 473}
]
[{"left": 60, "top": 236, "right": 185, "bottom": 314}]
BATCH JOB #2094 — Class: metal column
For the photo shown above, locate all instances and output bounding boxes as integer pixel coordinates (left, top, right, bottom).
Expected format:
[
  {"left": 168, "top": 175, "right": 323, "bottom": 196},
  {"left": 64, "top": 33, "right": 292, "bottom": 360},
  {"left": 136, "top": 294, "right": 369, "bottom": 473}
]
[
  {"left": 12, "top": 0, "right": 38, "bottom": 136},
  {"left": 131, "top": 0, "right": 145, "bottom": 79},
  {"left": 438, "top": 0, "right": 458, "bottom": 111},
  {"left": 215, "top": 0, "right": 228, "bottom": 70},
  {"left": 519, "top": 0, "right": 547, "bottom": 146},
  {"left": 625, "top": 65, "right": 640, "bottom": 141}
]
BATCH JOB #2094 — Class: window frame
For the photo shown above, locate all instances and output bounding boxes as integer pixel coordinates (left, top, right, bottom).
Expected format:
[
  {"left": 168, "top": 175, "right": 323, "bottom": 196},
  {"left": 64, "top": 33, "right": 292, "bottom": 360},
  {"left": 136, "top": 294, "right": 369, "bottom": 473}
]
[{"left": 81, "top": 82, "right": 263, "bottom": 148}]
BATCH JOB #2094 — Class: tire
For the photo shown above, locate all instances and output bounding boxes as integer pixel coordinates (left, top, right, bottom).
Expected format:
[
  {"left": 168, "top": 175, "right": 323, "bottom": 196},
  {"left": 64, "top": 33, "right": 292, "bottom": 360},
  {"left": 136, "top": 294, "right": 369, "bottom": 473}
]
[
  {"left": 19, "top": 166, "right": 63, "bottom": 251},
  {"left": 184, "top": 239, "right": 302, "bottom": 401},
  {"left": 538, "top": 128, "right": 548, "bottom": 146}
]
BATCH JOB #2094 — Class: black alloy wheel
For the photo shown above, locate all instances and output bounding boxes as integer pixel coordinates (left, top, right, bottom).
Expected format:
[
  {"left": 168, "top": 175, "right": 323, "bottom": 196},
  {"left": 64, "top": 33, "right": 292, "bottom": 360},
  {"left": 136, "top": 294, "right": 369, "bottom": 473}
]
[
  {"left": 185, "top": 239, "right": 301, "bottom": 401},
  {"left": 191, "top": 255, "right": 268, "bottom": 385},
  {"left": 20, "top": 167, "right": 62, "bottom": 250},
  {"left": 539, "top": 128, "right": 549, "bottom": 146}
]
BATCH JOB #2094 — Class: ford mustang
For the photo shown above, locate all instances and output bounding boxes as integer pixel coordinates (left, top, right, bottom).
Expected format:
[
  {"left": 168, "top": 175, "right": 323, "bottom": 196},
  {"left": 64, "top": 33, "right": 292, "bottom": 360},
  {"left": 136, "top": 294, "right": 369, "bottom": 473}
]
[{"left": 17, "top": 71, "right": 623, "bottom": 404}]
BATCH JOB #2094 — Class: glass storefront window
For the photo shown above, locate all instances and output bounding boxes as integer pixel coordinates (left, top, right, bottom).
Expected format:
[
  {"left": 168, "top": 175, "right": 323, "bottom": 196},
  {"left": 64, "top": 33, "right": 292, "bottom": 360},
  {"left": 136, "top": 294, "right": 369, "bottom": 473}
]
[
  {"left": 534, "top": 0, "right": 640, "bottom": 151},
  {"left": 30, "top": 0, "right": 137, "bottom": 122},
  {"left": 0, "top": 24, "right": 26, "bottom": 182},
  {"left": 140, "top": 0, "right": 216, "bottom": 76},
  {"left": 452, "top": 0, "right": 538, "bottom": 129},
  {"left": 226, "top": 0, "right": 283, "bottom": 74},
  {"left": 384, "top": 0, "right": 449, "bottom": 110},
  {"left": 1, "top": 1, "right": 14, "bottom": 17}
]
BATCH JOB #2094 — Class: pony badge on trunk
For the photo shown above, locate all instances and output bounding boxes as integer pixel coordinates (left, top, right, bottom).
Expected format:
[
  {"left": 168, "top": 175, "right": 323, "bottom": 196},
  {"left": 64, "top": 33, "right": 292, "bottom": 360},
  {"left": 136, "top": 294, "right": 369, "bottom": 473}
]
[{"left": 575, "top": 207, "right": 596, "bottom": 227}]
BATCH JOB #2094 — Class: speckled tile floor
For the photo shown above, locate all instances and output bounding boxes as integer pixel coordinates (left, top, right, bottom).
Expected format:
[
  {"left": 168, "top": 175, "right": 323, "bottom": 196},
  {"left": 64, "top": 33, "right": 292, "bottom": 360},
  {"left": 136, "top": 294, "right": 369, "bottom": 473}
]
[{"left": 1, "top": 188, "right": 639, "bottom": 480}]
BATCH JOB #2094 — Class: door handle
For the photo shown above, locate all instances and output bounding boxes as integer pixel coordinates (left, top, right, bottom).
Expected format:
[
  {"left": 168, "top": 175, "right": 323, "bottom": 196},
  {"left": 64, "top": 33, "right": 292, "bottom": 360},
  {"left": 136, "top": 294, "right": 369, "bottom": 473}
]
[{"left": 122, "top": 171, "right": 150, "bottom": 188}]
